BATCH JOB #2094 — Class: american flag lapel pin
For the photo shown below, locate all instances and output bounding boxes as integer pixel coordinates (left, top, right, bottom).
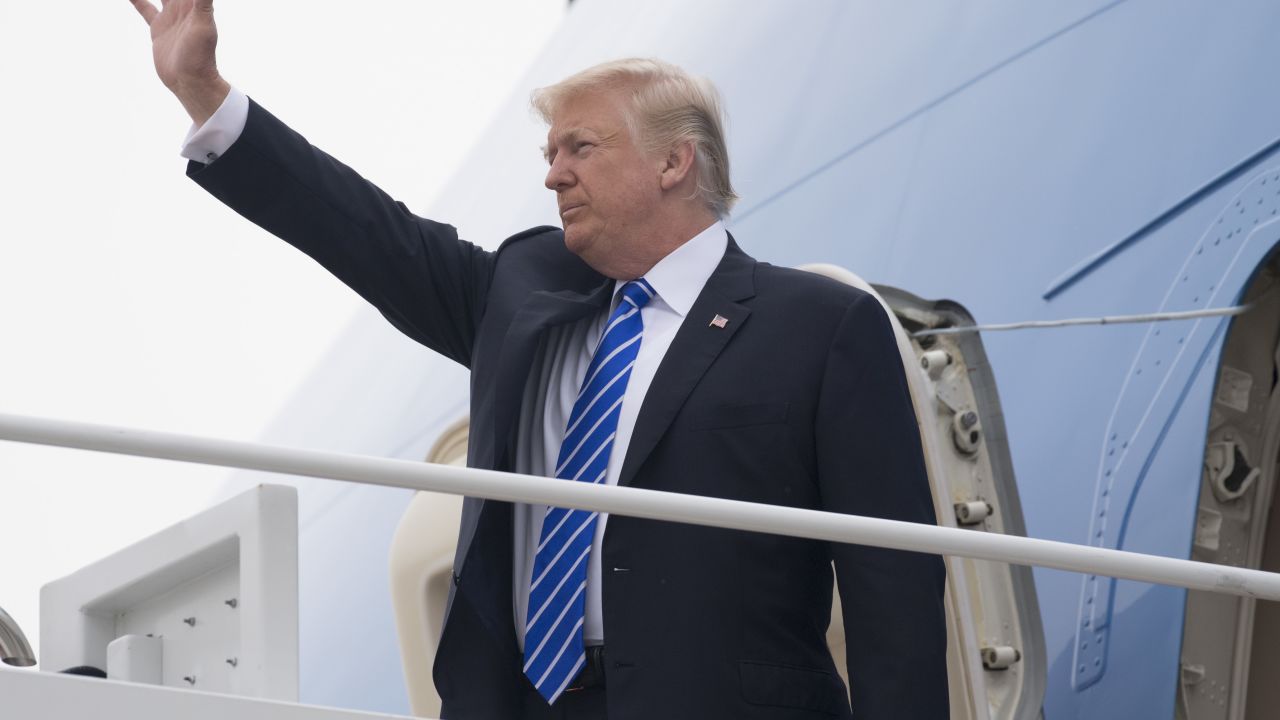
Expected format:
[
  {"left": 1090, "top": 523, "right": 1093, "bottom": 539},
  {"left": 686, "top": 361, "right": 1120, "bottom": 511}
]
[{"left": 709, "top": 314, "right": 729, "bottom": 329}]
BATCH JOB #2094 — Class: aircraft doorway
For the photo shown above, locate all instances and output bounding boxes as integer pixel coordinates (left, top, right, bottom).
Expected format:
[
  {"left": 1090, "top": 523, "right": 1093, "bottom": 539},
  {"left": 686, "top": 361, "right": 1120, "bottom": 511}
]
[{"left": 1177, "top": 257, "right": 1280, "bottom": 720}]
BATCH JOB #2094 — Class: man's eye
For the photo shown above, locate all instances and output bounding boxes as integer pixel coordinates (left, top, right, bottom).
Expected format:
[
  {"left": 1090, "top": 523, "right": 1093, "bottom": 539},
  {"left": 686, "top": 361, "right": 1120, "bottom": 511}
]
[{"left": 575, "top": 142, "right": 594, "bottom": 153}]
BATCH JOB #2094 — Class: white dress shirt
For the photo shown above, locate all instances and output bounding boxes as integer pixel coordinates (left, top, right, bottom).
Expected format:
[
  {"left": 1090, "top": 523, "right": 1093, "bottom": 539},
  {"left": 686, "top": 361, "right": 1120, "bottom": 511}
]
[
  {"left": 182, "top": 90, "right": 728, "bottom": 648},
  {"left": 181, "top": 87, "right": 249, "bottom": 163}
]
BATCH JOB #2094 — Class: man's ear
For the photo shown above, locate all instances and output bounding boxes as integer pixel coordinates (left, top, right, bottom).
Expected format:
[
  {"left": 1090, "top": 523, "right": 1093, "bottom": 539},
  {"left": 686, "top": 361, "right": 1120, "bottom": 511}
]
[{"left": 658, "top": 140, "right": 697, "bottom": 191}]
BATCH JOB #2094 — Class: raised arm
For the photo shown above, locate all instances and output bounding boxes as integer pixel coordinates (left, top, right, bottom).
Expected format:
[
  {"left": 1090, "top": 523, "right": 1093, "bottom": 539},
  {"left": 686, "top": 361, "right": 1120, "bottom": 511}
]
[
  {"left": 129, "top": 0, "right": 230, "bottom": 125},
  {"left": 127, "top": 0, "right": 498, "bottom": 366}
]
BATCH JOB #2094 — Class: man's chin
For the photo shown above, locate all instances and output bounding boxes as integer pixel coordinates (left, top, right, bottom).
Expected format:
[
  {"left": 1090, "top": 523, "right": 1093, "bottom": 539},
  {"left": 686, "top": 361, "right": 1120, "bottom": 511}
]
[
  {"left": 562, "top": 226, "right": 592, "bottom": 257},
  {"left": 563, "top": 230, "right": 619, "bottom": 276}
]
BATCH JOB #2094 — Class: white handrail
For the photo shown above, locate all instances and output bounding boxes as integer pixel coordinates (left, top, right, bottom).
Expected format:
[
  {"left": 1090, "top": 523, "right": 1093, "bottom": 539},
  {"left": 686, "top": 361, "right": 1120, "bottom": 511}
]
[{"left": 2, "top": 411, "right": 1278, "bottom": 600}]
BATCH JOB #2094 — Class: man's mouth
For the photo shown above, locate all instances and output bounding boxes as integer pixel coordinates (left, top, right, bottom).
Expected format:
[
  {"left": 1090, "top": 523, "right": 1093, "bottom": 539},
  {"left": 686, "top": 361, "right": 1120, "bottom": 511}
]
[{"left": 559, "top": 203, "right": 584, "bottom": 219}]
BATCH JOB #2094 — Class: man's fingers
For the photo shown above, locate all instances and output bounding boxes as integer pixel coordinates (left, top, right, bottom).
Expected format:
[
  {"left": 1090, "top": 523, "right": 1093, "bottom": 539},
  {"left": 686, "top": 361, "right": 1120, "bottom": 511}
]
[
  {"left": 195, "top": 0, "right": 214, "bottom": 12},
  {"left": 128, "top": 0, "right": 159, "bottom": 25}
]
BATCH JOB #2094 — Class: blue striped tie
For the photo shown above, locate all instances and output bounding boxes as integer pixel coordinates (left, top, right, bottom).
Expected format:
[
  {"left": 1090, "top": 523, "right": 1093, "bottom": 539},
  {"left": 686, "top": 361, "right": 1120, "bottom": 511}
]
[{"left": 523, "top": 278, "right": 655, "bottom": 703}]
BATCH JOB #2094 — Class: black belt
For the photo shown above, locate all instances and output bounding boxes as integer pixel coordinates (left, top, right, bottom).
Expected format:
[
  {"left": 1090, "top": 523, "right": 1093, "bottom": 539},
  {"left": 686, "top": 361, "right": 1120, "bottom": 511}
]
[{"left": 564, "top": 645, "right": 607, "bottom": 692}]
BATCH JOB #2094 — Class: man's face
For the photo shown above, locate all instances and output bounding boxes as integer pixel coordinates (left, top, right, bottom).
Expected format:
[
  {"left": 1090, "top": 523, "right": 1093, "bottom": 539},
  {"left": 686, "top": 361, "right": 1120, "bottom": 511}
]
[{"left": 543, "top": 90, "right": 662, "bottom": 273}]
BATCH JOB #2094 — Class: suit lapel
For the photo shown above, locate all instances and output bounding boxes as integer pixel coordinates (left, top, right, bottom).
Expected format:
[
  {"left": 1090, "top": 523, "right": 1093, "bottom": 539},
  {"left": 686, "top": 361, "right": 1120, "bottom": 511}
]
[
  {"left": 618, "top": 239, "right": 757, "bottom": 488},
  {"left": 492, "top": 281, "right": 613, "bottom": 470}
]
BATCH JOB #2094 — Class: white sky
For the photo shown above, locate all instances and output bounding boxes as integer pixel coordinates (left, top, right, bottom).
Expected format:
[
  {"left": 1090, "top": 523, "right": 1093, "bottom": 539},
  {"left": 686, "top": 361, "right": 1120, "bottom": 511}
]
[{"left": 0, "top": 0, "right": 564, "bottom": 669}]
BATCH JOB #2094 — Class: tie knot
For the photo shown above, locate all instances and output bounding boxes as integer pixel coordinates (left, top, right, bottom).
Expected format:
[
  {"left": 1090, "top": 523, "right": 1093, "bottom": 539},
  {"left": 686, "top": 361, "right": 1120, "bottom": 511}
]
[{"left": 619, "top": 278, "right": 655, "bottom": 311}]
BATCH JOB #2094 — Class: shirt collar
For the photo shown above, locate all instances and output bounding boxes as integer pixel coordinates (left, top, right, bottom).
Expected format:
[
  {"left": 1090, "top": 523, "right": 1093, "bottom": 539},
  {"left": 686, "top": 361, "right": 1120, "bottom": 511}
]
[{"left": 611, "top": 220, "right": 728, "bottom": 317}]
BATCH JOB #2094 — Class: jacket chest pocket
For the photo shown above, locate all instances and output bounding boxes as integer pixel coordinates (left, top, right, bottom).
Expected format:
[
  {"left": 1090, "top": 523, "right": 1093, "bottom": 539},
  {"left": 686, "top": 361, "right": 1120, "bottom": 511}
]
[{"left": 659, "top": 401, "right": 816, "bottom": 506}]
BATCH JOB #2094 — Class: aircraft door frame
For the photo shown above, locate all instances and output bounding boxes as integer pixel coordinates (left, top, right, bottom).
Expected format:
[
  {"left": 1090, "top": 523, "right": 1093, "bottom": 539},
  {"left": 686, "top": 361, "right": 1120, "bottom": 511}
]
[{"left": 801, "top": 264, "right": 1047, "bottom": 720}]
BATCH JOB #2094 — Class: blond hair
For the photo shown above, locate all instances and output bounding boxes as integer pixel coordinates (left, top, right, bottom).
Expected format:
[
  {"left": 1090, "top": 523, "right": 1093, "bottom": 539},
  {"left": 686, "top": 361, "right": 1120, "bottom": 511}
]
[{"left": 532, "top": 58, "right": 739, "bottom": 217}]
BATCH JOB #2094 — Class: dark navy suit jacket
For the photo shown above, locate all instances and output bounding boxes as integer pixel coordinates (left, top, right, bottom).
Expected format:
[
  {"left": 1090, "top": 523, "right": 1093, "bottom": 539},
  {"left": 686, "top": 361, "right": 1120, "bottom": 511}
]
[{"left": 188, "top": 99, "right": 948, "bottom": 720}]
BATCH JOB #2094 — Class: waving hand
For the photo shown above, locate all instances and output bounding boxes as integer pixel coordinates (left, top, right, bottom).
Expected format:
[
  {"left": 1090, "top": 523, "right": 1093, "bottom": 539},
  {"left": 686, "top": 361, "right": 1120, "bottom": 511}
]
[{"left": 129, "top": 0, "right": 231, "bottom": 124}]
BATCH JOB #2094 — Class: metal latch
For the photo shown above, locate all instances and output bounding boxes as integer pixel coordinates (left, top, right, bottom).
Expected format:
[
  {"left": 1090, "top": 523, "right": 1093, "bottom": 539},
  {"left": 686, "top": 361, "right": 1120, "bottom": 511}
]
[
  {"left": 1205, "top": 440, "right": 1259, "bottom": 503},
  {"left": 955, "top": 500, "right": 993, "bottom": 526},
  {"left": 981, "top": 645, "right": 1021, "bottom": 670}
]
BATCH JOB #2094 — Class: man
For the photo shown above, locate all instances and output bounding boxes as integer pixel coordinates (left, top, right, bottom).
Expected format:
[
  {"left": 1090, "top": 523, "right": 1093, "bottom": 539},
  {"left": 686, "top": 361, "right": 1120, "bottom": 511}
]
[{"left": 128, "top": 1, "right": 948, "bottom": 718}]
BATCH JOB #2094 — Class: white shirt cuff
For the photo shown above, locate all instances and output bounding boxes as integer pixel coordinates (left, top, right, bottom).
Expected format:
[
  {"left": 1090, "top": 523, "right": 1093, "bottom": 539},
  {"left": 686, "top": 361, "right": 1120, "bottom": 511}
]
[{"left": 180, "top": 87, "right": 250, "bottom": 164}]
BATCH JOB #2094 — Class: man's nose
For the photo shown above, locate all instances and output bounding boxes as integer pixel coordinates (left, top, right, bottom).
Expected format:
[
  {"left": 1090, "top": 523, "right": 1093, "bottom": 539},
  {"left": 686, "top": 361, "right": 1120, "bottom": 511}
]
[{"left": 544, "top": 157, "right": 573, "bottom": 191}]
